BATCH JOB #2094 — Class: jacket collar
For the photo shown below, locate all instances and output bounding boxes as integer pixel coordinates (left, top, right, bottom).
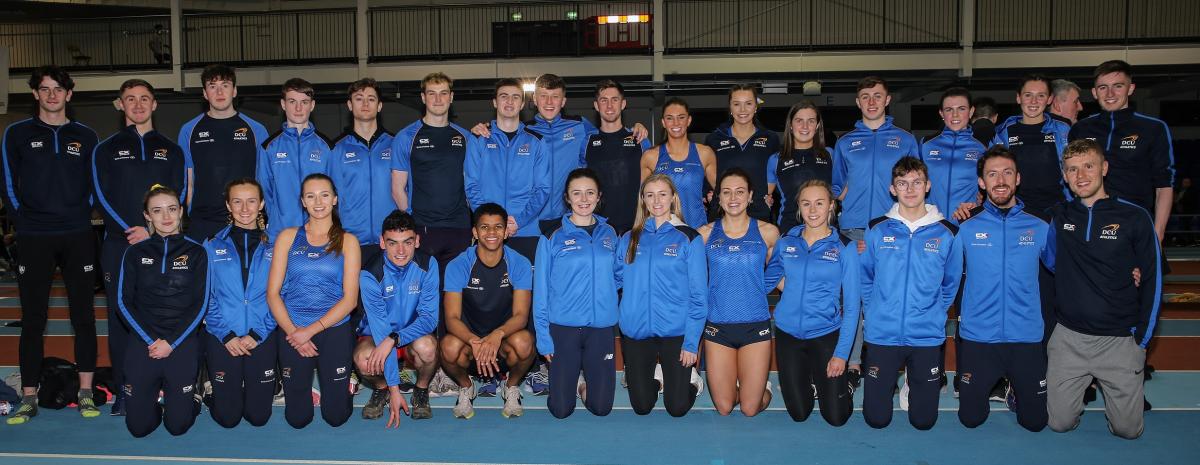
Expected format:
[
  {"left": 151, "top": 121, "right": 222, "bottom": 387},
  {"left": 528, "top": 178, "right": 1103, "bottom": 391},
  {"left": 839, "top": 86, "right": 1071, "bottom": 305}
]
[
  {"left": 854, "top": 115, "right": 897, "bottom": 133},
  {"left": 885, "top": 203, "right": 944, "bottom": 232},
  {"left": 982, "top": 198, "right": 1025, "bottom": 217}
]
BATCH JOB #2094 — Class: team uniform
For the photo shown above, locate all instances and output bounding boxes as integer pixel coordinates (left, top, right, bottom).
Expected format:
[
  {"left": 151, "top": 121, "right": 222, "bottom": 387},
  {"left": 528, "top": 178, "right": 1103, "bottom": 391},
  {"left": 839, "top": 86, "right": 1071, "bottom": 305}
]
[
  {"left": 860, "top": 204, "right": 962, "bottom": 430},
  {"left": 1069, "top": 107, "right": 1175, "bottom": 216},
  {"left": 832, "top": 116, "right": 921, "bottom": 232},
  {"left": 177, "top": 112, "right": 269, "bottom": 240},
  {"left": 329, "top": 127, "right": 395, "bottom": 262},
  {"left": 527, "top": 114, "right": 598, "bottom": 223},
  {"left": 276, "top": 228, "right": 352, "bottom": 428},
  {"left": 358, "top": 249, "right": 440, "bottom": 389},
  {"left": 653, "top": 144, "right": 708, "bottom": 229},
  {"left": 256, "top": 124, "right": 332, "bottom": 241},
  {"left": 203, "top": 225, "right": 277, "bottom": 428},
  {"left": 705, "top": 124, "right": 778, "bottom": 223},
  {"left": 1046, "top": 197, "right": 1161, "bottom": 439},
  {"left": 443, "top": 244, "right": 534, "bottom": 374},
  {"left": 992, "top": 116, "right": 1071, "bottom": 219},
  {"left": 92, "top": 125, "right": 186, "bottom": 399},
  {"left": 464, "top": 121, "right": 550, "bottom": 261},
  {"left": 703, "top": 219, "right": 772, "bottom": 348},
  {"left": 534, "top": 215, "right": 620, "bottom": 418},
  {"left": 766, "top": 148, "right": 833, "bottom": 232},
  {"left": 392, "top": 121, "right": 474, "bottom": 267},
  {"left": 763, "top": 226, "right": 859, "bottom": 426},
  {"left": 116, "top": 233, "right": 208, "bottom": 437},
  {"left": 613, "top": 218, "right": 707, "bottom": 416},
  {"left": 1, "top": 118, "right": 99, "bottom": 394},
  {"left": 921, "top": 127, "right": 985, "bottom": 224},
  {"left": 954, "top": 200, "right": 1054, "bottom": 432},
  {"left": 585, "top": 128, "right": 651, "bottom": 234}
]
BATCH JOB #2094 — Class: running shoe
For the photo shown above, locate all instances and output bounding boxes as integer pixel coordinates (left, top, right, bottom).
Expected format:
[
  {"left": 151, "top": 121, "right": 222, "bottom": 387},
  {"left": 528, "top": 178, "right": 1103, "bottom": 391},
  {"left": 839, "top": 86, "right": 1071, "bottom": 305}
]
[
  {"left": 653, "top": 363, "right": 665, "bottom": 393},
  {"left": 110, "top": 392, "right": 127, "bottom": 416},
  {"left": 846, "top": 369, "right": 862, "bottom": 397},
  {"left": 428, "top": 369, "right": 459, "bottom": 397},
  {"left": 362, "top": 388, "right": 389, "bottom": 420},
  {"left": 78, "top": 394, "right": 101, "bottom": 419},
  {"left": 477, "top": 376, "right": 503, "bottom": 397},
  {"left": 410, "top": 388, "right": 432, "bottom": 420},
  {"left": 453, "top": 382, "right": 476, "bottom": 419},
  {"left": 576, "top": 374, "right": 588, "bottom": 402},
  {"left": 500, "top": 384, "right": 524, "bottom": 418},
  {"left": 397, "top": 369, "right": 417, "bottom": 394},
  {"left": 525, "top": 364, "right": 550, "bottom": 396},
  {"left": 899, "top": 375, "right": 910, "bottom": 412},
  {"left": 1004, "top": 384, "right": 1018, "bottom": 413},
  {"left": 690, "top": 368, "right": 704, "bottom": 397},
  {"left": 989, "top": 378, "right": 1009, "bottom": 402},
  {"left": 5, "top": 400, "right": 36, "bottom": 425}
]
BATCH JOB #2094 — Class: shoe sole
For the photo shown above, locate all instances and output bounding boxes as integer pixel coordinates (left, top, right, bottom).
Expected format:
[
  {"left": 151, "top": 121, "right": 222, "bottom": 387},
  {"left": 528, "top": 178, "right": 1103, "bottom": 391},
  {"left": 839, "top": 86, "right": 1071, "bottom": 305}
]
[
  {"left": 411, "top": 408, "right": 432, "bottom": 420},
  {"left": 502, "top": 408, "right": 523, "bottom": 418},
  {"left": 80, "top": 410, "right": 101, "bottom": 419},
  {"left": 453, "top": 410, "right": 474, "bottom": 419}
]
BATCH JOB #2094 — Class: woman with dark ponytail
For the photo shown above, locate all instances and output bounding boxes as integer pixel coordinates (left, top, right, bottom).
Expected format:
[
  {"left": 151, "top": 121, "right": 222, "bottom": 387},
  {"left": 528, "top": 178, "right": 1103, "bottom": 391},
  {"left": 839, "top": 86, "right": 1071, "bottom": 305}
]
[
  {"left": 266, "top": 173, "right": 361, "bottom": 428},
  {"left": 203, "top": 178, "right": 277, "bottom": 428}
]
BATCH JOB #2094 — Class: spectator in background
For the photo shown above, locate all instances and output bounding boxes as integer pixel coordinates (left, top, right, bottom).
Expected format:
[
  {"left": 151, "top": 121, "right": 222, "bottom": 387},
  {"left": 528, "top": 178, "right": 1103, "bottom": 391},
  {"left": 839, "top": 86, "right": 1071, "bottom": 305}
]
[{"left": 970, "top": 96, "right": 999, "bottom": 146}]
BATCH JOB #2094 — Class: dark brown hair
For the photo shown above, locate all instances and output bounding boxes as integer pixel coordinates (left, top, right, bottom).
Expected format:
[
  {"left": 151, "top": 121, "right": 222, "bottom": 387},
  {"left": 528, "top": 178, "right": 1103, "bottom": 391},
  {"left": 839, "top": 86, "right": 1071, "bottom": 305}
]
[{"left": 301, "top": 173, "right": 345, "bottom": 255}]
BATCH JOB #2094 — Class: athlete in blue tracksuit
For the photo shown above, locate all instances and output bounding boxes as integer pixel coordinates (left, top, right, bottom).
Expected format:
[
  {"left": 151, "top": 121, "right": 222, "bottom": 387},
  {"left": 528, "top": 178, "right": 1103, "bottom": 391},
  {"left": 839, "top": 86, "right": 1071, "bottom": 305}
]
[
  {"left": 613, "top": 180, "right": 707, "bottom": 416},
  {"left": 534, "top": 169, "right": 620, "bottom": 418},
  {"left": 202, "top": 185, "right": 278, "bottom": 429},
  {"left": 922, "top": 127, "right": 985, "bottom": 224},
  {"left": 527, "top": 113, "right": 597, "bottom": 222},
  {"left": 357, "top": 215, "right": 440, "bottom": 421},
  {"left": 256, "top": 124, "right": 331, "bottom": 241},
  {"left": 956, "top": 190, "right": 1054, "bottom": 431},
  {"left": 832, "top": 115, "right": 920, "bottom": 231},
  {"left": 463, "top": 120, "right": 551, "bottom": 260},
  {"left": 329, "top": 127, "right": 395, "bottom": 248},
  {"left": 860, "top": 157, "right": 962, "bottom": 430},
  {"left": 117, "top": 186, "right": 208, "bottom": 437},
  {"left": 764, "top": 221, "right": 860, "bottom": 426}
]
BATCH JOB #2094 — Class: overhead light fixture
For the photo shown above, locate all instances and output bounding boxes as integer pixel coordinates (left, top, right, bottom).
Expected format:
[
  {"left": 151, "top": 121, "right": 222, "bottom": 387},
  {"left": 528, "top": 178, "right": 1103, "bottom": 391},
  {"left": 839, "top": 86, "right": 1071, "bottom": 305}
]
[
  {"left": 566, "top": 11, "right": 578, "bottom": 20},
  {"left": 598, "top": 14, "right": 649, "bottom": 24},
  {"left": 521, "top": 82, "right": 536, "bottom": 93},
  {"left": 762, "top": 82, "right": 787, "bottom": 95},
  {"left": 802, "top": 81, "right": 822, "bottom": 96},
  {"left": 511, "top": 12, "right": 522, "bottom": 21}
]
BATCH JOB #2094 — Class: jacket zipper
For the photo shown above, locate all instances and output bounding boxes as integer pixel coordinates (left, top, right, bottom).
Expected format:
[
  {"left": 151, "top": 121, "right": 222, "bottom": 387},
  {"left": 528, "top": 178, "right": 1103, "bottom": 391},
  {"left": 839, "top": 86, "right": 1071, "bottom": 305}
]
[
  {"left": 1000, "top": 214, "right": 1007, "bottom": 341},
  {"left": 160, "top": 236, "right": 168, "bottom": 274},
  {"left": 901, "top": 226, "right": 913, "bottom": 344}
]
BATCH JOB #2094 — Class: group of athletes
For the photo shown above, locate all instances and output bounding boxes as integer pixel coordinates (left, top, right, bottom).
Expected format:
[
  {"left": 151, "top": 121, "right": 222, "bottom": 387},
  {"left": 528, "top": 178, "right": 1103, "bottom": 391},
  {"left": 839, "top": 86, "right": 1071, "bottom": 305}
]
[{"left": 1, "top": 58, "right": 1170, "bottom": 440}]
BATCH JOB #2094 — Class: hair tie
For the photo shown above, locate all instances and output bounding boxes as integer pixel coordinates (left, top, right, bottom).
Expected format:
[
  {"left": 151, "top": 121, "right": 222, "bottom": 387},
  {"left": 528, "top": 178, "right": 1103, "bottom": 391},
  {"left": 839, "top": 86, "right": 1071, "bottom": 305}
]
[{"left": 151, "top": 183, "right": 167, "bottom": 190}]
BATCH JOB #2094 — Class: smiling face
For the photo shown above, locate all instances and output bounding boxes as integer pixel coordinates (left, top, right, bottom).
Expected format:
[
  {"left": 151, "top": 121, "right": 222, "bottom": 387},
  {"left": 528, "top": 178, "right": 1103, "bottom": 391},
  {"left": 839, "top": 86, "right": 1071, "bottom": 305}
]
[
  {"left": 978, "top": 155, "right": 1020, "bottom": 208},
  {"left": 593, "top": 87, "right": 626, "bottom": 125},
  {"left": 1092, "top": 71, "right": 1135, "bottom": 112},
  {"left": 281, "top": 90, "right": 315, "bottom": 127},
  {"left": 566, "top": 176, "right": 600, "bottom": 218},
  {"left": 790, "top": 108, "right": 819, "bottom": 147},
  {"left": 1063, "top": 149, "right": 1108, "bottom": 201},
  {"left": 939, "top": 95, "right": 973, "bottom": 131},
  {"left": 421, "top": 81, "right": 453, "bottom": 118},
  {"left": 797, "top": 184, "right": 832, "bottom": 230},
  {"left": 729, "top": 89, "right": 757, "bottom": 126},
  {"left": 203, "top": 79, "right": 236, "bottom": 113},
  {"left": 889, "top": 170, "right": 930, "bottom": 210},
  {"left": 33, "top": 76, "right": 71, "bottom": 115},
  {"left": 718, "top": 174, "right": 752, "bottom": 217},
  {"left": 641, "top": 179, "right": 676, "bottom": 222},
  {"left": 347, "top": 87, "right": 382, "bottom": 123},
  {"left": 1018, "top": 80, "right": 1050, "bottom": 121},
  {"left": 144, "top": 193, "right": 181, "bottom": 236},
  {"left": 380, "top": 229, "right": 418, "bottom": 268},
  {"left": 300, "top": 177, "right": 337, "bottom": 220},
  {"left": 226, "top": 183, "right": 263, "bottom": 229},
  {"left": 120, "top": 85, "right": 157, "bottom": 126},
  {"left": 661, "top": 103, "right": 691, "bottom": 140},
  {"left": 534, "top": 86, "right": 565, "bottom": 121},
  {"left": 856, "top": 84, "right": 890, "bottom": 122},
  {"left": 472, "top": 213, "right": 507, "bottom": 253},
  {"left": 494, "top": 85, "right": 524, "bottom": 120}
]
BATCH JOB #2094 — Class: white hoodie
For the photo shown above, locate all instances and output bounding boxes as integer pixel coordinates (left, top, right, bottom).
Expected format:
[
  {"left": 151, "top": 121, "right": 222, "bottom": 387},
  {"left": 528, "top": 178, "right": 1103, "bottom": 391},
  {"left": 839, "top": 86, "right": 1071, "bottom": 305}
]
[{"left": 884, "top": 203, "right": 944, "bottom": 233}]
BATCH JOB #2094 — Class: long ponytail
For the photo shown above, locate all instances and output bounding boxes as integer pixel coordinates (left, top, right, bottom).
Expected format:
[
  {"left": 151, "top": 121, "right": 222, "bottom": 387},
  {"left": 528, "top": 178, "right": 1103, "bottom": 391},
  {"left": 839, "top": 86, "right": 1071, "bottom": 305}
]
[{"left": 301, "top": 173, "right": 345, "bottom": 255}]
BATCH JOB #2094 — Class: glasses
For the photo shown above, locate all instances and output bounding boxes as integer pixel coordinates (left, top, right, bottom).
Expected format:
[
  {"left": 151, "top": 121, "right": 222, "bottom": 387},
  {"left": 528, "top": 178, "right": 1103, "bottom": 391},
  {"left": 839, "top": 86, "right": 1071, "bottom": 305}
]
[{"left": 893, "top": 179, "right": 927, "bottom": 191}]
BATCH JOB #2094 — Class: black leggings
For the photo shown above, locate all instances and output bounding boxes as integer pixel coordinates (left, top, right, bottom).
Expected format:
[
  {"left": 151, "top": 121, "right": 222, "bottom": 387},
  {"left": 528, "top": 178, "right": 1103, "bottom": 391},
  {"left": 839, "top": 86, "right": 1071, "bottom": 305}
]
[
  {"left": 277, "top": 323, "right": 353, "bottom": 429},
  {"left": 204, "top": 331, "right": 279, "bottom": 428},
  {"left": 101, "top": 237, "right": 133, "bottom": 390},
  {"left": 620, "top": 335, "right": 697, "bottom": 417},
  {"left": 17, "top": 231, "right": 97, "bottom": 387},
  {"left": 775, "top": 330, "right": 852, "bottom": 426}
]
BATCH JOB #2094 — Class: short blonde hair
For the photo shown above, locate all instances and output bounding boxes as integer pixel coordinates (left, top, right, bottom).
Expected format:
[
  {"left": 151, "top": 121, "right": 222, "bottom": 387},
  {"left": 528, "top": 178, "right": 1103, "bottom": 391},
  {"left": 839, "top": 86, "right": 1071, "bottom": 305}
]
[
  {"left": 421, "top": 72, "right": 452, "bottom": 92},
  {"left": 1062, "top": 138, "right": 1103, "bottom": 161}
]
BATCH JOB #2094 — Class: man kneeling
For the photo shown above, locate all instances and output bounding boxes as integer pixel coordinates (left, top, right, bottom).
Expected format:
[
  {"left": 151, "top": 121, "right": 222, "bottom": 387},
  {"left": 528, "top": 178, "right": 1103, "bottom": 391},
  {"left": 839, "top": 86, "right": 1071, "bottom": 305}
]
[
  {"left": 356, "top": 210, "right": 441, "bottom": 426},
  {"left": 440, "top": 203, "right": 536, "bottom": 418}
]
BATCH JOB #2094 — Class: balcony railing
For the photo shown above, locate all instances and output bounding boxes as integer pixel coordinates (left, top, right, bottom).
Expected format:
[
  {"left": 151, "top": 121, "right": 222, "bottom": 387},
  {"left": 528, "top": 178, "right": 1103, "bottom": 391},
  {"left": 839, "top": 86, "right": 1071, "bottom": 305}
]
[
  {"left": 183, "top": 9, "right": 356, "bottom": 67},
  {"left": 975, "top": 0, "right": 1200, "bottom": 46}
]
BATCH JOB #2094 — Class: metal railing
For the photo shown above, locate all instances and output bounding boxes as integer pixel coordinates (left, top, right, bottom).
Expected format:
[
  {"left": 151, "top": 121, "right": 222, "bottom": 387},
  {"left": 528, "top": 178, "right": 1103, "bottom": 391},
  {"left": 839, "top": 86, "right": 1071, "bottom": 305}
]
[
  {"left": 0, "top": 16, "right": 172, "bottom": 71},
  {"left": 975, "top": 0, "right": 1200, "bottom": 46},
  {"left": 663, "top": 0, "right": 960, "bottom": 53},
  {"left": 183, "top": 9, "right": 356, "bottom": 67},
  {"left": 369, "top": 1, "right": 651, "bottom": 61}
]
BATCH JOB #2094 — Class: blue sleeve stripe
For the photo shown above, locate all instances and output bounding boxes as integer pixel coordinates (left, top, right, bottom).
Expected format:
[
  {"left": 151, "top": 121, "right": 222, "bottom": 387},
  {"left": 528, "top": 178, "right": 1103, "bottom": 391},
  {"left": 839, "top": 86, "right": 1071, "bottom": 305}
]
[
  {"left": 1135, "top": 113, "right": 1176, "bottom": 186},
  {"left": 1, "top": 121, "right": 29, "bottom": 211},
  {"left": 116, "top": 247, "right": 155, "bottom": 345},
  {"left": 1117, "top": 198, "right": 1162, "bottom": 347},
  {"left": 91, "top": 136, "right": 131, "bottom": 231}
]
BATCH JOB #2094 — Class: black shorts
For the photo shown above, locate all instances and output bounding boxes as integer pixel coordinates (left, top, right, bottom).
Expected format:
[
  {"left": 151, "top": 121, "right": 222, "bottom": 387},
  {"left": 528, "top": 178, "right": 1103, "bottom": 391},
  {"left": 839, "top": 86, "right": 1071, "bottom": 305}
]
[{"left": 703, "top": 320, "right": 772, "bottom": 349}]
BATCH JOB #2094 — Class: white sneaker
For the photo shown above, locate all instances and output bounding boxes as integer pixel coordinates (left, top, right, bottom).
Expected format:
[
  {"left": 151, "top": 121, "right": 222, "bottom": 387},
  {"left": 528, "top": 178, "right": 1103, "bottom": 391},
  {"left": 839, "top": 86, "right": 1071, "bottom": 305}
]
[
  {"left": 653, "top": 363, "right": 665, "bottom": 394},
  {"left": 429, "top": 369, "right": 460, "bottom": 398},
  {"left": 689, "top": 368, "right": 704, "bottom": 397},
  {"left": 452, "top": 381, "right": 475, "bottom": 419},
  {"left": 576, "top": 374, "right": 587, "bottom": 402},
  {"left": 500, "top": 384, "right": 523, "bottom": 418},
  {"left": 899, "top": 375, "right": 910, "bottom": 412}
]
